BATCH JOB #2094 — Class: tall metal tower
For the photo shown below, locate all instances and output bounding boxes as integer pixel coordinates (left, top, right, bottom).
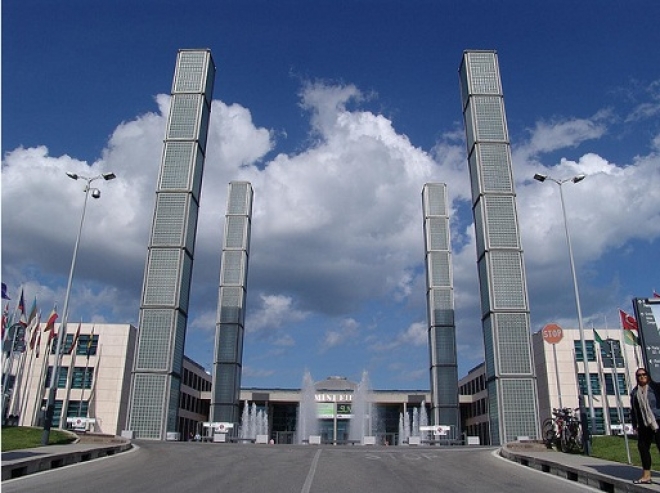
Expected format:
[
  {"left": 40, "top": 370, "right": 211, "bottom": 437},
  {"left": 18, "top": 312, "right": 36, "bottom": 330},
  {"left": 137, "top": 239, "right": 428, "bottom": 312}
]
[
  {"left": 127, "top": 49, "right": 215, "bottom": 440},
  {"left": 211, "top": 182, "right": 253, "bottom": 424},
  {"left": 458, "top": 50, "right": 540, "bottom": 444},
  {"left": 422, "top": 183, "right": 460, "bottom": 432}
]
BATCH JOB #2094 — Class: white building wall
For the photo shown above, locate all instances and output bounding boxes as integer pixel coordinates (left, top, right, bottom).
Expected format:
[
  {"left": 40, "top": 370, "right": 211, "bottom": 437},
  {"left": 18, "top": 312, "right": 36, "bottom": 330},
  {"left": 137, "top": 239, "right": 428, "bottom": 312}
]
[
  {"left": 13, "top": 323, "right": 136, "bottom": 435},
  {"left": 532, "top": 327, "right": 640, "bottom": 434}
]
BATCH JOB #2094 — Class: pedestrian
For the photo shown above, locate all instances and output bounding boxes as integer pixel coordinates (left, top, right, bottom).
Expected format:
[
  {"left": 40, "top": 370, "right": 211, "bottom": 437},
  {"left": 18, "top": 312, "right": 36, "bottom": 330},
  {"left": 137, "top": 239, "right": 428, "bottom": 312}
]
[{"left": 630, "top": 367, "right": 660, "bottom": 484}]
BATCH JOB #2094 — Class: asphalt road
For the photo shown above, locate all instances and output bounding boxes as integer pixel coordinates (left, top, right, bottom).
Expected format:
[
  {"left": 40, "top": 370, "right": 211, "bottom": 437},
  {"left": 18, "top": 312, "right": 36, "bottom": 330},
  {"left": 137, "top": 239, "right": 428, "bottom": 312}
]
[{"left": 3, "top": 442, "right": 599, "bottom": 493}]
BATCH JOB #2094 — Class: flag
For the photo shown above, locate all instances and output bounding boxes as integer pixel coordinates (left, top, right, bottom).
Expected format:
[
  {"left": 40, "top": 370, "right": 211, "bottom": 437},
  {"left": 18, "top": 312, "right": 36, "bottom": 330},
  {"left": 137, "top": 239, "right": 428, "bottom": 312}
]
[
  {"left": 619, "top": 309, "right": 638, "bottom": 331},
  {"left": 624, "top": 329, "right": 640, "bottom": 346},
  {"left": 1, "top": 283, "right": 10, "bottom": 300},
  {"left": 70, "top": 321, "right": 82, "bottom": 354},
  {"left": 86, "top": 326, "right": 95, "bottom": 357},
  {"left": 35, "top": 329, "right": 42, "bottom": 358},
  {"left": 44, "top": 305, "right": 58, "bottom": 333},
  {"left": 29, "top": 310, "right": 41, "bottom": 350},
  {"left": 654, "top": 291, "right": 660, "bottom": 299},
  {"left": 593, "top": 329, "right": 605, "bottom": 345},
  {"left": 27, "top": 296, "right": 38, "bottom": 326},
  {"left": 17, "top": 289, "right": 27, "bottom": 327},
  {"left": 2, "top": 302, "right": 8, "bottom": 337}
]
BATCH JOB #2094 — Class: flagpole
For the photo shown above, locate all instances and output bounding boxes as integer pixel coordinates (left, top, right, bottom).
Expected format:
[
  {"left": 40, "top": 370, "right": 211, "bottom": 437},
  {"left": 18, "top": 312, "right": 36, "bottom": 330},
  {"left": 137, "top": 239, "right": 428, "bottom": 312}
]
[
  {"left": 79, "top": 327, "right": 94, "bottom": 421},
  {"left": 60, "top": 321, "right": 81, "bottom": 429},
  {"left": 19, "top": 339, "right": 38, "bottom": 424},
  {"left": 42, "top": 171, "right": 115, "bottom": 445},
  {"left": 595, "top": 331, "right": 608, "bottom": 433},
  {"left": 33, "top": 334, "right": 51, "bottom": 426},
  {"left": 609, "top": 338, "right": 632, "bottom": 464}
]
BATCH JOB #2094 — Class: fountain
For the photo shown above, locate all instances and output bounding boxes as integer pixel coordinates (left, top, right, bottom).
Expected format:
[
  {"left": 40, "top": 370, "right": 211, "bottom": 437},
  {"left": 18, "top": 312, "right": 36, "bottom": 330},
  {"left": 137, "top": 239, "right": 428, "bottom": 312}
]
[
  {"left": 398, "top": 401, "right": 428, "bottom": 445},
  {"left": 296, "top": 370, "right": 319, "bottom": 443},
  {"left": 348, "top": 370, "right": 372, "bottom": 444},
  {"left": 239, "top": 401, "right": 269, "bottom": 441}
]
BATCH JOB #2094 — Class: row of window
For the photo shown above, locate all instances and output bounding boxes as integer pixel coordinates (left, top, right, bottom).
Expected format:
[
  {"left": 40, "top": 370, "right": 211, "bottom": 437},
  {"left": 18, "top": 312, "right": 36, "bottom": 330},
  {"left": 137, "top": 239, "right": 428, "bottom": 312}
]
[
  {"left": 182, "top": 367, "right": 211, "bottom": 392},
  {"left": 459, "top": 374, "right": 486, "bottom": 395},
  {"left": 40, "top": 399, "right": 90, "bottom": 427},
  {"left": 574, "top": 340, "right": 626, "bottom": 368},
  {"left": 46, "top": 366, "right": 94, "bottom": 389},
  {"left": 50, "top": 334, "right": 99, "bottom": 357},
  {"left": 577, "top": 373, "right": 629, "bottom": 396}
]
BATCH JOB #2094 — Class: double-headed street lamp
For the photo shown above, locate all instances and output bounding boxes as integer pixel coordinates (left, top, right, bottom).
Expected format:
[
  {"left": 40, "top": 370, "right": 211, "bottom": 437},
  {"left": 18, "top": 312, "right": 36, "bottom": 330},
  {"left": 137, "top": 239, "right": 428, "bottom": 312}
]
[
  {"left": 533, "top": 173, "right": 596, "bottom": 444},
  {"left": 42, "top": 171, "right": 116, "bottom": 445}
]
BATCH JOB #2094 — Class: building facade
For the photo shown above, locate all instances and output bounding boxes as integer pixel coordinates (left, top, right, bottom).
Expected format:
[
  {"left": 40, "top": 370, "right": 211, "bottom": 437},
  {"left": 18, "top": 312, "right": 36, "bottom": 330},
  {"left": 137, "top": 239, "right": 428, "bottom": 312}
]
[
  {"left": 211, "top": 182, "right": 254, "bottom": 424},
  {"left": 533, "top": 327, "right": 637, "bottom": 434},
  {"left": 422, "top": 183, "right": 460, "bottom": 430},
  {"left": 128, "top": 49, "right": 216, "bottom": 439},
  {"left": 458, "top": 363, "right": 490, "bottom": 445},
  {"left": 10, "top": 323, "right": 136, "bottom": 435},
  {"left": 458, "top": 50, "right": 540, "bottom": 444}
]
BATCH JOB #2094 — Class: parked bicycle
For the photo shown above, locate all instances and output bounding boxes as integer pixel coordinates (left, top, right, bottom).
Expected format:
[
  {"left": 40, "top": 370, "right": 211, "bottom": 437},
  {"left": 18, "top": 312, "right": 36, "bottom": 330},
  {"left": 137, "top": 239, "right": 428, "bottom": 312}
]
[{"left": 542, "top": 407, "right": 583, "bottom": 453}]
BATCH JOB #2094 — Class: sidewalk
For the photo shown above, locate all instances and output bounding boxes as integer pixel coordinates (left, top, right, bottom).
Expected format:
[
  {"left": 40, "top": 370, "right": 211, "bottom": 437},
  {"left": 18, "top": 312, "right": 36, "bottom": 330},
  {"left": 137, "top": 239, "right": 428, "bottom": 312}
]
[
  {"left": 1, "top": 434, "right": 132, "bottom": 481},
  {"left": 501, "top": 441, "right": 660, "bottom": 493}
]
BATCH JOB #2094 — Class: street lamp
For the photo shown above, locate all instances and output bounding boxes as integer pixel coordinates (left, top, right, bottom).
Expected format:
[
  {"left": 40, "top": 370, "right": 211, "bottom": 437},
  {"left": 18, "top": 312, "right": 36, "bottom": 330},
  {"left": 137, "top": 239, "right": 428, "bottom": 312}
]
[
  {"left": 41, "top": 171, "right": 116, "bottom": 445},
  {"left": 533, "top": 173, "right": 596, "bottom": 444}
]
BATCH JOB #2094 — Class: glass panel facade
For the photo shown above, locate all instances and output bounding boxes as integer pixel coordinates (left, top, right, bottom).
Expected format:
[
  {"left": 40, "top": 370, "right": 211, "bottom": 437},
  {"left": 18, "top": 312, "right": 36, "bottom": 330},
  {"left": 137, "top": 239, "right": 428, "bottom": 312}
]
[
  {"left": 489, "top": 251, "right": 526, "bottom": 309},
  {"left": 500, "top": 379, "right": 538, "bottom": 442},
  {"left": 136, "top": 309, "right": 173, "bottom": 370},
  {"left": 167, "top": 94, "right": 202, "bottom": 140},
  {"left": 173, "top": 51, "right": 208, "bottom": 93},
  {"left": 496, "top": 313, "right": 532, "bottom": 374},
  {"left": 160, "top": 142, "right": 194, "bottom": 190},
  {"left": 152, "top": 193, "right": 188, "bottom": 246},
  {"left": 484, "top": 196, "right": 519, "bottom": 248},
  {"left": 143, "top": 249, "right": 180, "bottom": 305},
  {"left": 428, "top": 251, "right": 451, "bottom": 287},
  {"left": 428, "top": 288, "right": 454, "bottom": 327},
  {"left": 130, "top": 374, "right": 168, "bottom": 439},
  {"left": 475, "top": 144, "right": 512, "bottom": 193}
]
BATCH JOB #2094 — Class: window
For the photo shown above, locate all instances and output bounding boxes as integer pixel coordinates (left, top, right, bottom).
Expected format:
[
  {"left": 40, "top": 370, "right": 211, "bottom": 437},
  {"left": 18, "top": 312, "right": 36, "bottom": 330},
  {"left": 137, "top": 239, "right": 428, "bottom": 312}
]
[
  {"left": 575, "top": 340, "right": 597, "bottom": 362},
  {"left": 46, "top": 367, "right": 69, "bottom": 389},
  {"left": 600, "top": 340, "right": 624, "bottom": 368},
  {"left": 71, "top": 367, "right": 93, "bottom": 389},
  {"left": 76, "top": 334, "right": 99, "bottom": 356},
  {"left": 578, "top": 373, "right": 601, "bottom": 395},
  {"left": 604, "top": 373, "right": 628, "bottom": 396},
  {"left": 66, "top": 401, "right": 89, "bottom": 418}
]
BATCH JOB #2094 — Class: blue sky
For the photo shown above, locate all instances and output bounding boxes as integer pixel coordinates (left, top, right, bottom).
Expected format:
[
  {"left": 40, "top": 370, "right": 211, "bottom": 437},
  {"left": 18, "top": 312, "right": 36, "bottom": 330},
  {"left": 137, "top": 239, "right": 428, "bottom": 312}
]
[{"left": 3, "top": 1, "right": 660, "bottom": 390}]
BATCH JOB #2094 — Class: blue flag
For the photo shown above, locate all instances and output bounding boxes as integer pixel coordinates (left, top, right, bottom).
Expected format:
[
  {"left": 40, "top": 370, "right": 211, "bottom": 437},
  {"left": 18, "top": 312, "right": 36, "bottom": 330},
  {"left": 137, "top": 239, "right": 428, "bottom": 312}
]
[{"left": 1, "top": 283, "right": 10, "bottom": 300}]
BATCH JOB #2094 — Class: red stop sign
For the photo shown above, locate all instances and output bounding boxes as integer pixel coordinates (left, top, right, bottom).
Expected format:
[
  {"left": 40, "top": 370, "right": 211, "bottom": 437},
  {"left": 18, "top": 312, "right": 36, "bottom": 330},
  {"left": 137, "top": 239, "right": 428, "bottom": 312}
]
[{"left": 542, "top": 323, "right": 563, "bottom": 344}]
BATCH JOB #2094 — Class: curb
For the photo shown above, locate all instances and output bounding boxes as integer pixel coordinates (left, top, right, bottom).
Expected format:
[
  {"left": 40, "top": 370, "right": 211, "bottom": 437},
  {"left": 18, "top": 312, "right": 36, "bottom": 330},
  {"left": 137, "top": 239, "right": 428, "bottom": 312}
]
[
  {"left": 2, "top": 438, "right": 132, "bottom": 481},
  {"left": 500, "top": 445, "right": 655, "bottom": 493}
]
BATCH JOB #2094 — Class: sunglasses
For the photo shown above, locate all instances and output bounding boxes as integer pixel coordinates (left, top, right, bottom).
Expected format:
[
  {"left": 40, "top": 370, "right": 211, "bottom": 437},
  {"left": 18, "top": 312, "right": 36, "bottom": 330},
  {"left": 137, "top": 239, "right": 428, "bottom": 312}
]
[{"left": 637, "top": 373, "right": 649, "bottom": 378}]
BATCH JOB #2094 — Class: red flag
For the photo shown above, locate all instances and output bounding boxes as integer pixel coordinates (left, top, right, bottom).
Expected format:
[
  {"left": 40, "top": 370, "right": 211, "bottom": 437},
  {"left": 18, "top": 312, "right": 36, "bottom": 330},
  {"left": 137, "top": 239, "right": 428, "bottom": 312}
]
[
  {"left": 654, "top": 291, "right": 660, "bottom": 299},
  {"left": 70, "top": 322, "right": 81, "bottom": 354},
  {"left": 619, "top": 309, "right": 639, "bottom": 331},
  {"left": 44, "top": 305, "right": 58, "bottom": 333}
]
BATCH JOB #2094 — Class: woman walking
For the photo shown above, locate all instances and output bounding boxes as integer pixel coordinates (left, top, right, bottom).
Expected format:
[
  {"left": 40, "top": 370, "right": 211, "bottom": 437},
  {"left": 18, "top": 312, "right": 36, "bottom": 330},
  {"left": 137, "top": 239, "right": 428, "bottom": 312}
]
[{"left": 630, "top": 367, "right": 660, "bottom": 484}]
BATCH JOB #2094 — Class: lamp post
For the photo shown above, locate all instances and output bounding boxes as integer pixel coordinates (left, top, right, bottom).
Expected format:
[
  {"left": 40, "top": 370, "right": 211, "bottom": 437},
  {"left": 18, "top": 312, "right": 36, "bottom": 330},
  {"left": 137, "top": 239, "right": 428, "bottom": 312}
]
[
  {"left": 41, "top": 171, "right": 115, "bottom": 445},
  {"left": 533, "top": 173, "right": 596, "bottom": 444}
]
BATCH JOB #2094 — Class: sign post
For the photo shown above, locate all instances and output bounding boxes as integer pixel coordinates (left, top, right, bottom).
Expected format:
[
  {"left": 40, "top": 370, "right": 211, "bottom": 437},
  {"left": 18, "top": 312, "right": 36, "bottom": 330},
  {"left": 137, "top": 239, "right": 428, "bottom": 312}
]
[{"left": 542, "top": 323, "right": 564, "bottom": 409}]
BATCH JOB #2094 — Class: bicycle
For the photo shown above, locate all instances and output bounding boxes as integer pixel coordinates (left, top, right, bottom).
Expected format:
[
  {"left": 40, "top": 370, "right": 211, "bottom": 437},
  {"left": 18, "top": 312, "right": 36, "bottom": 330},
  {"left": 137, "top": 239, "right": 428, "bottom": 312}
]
[{"left": 542, "top": 407, "right": 583, "bottom": 453}]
